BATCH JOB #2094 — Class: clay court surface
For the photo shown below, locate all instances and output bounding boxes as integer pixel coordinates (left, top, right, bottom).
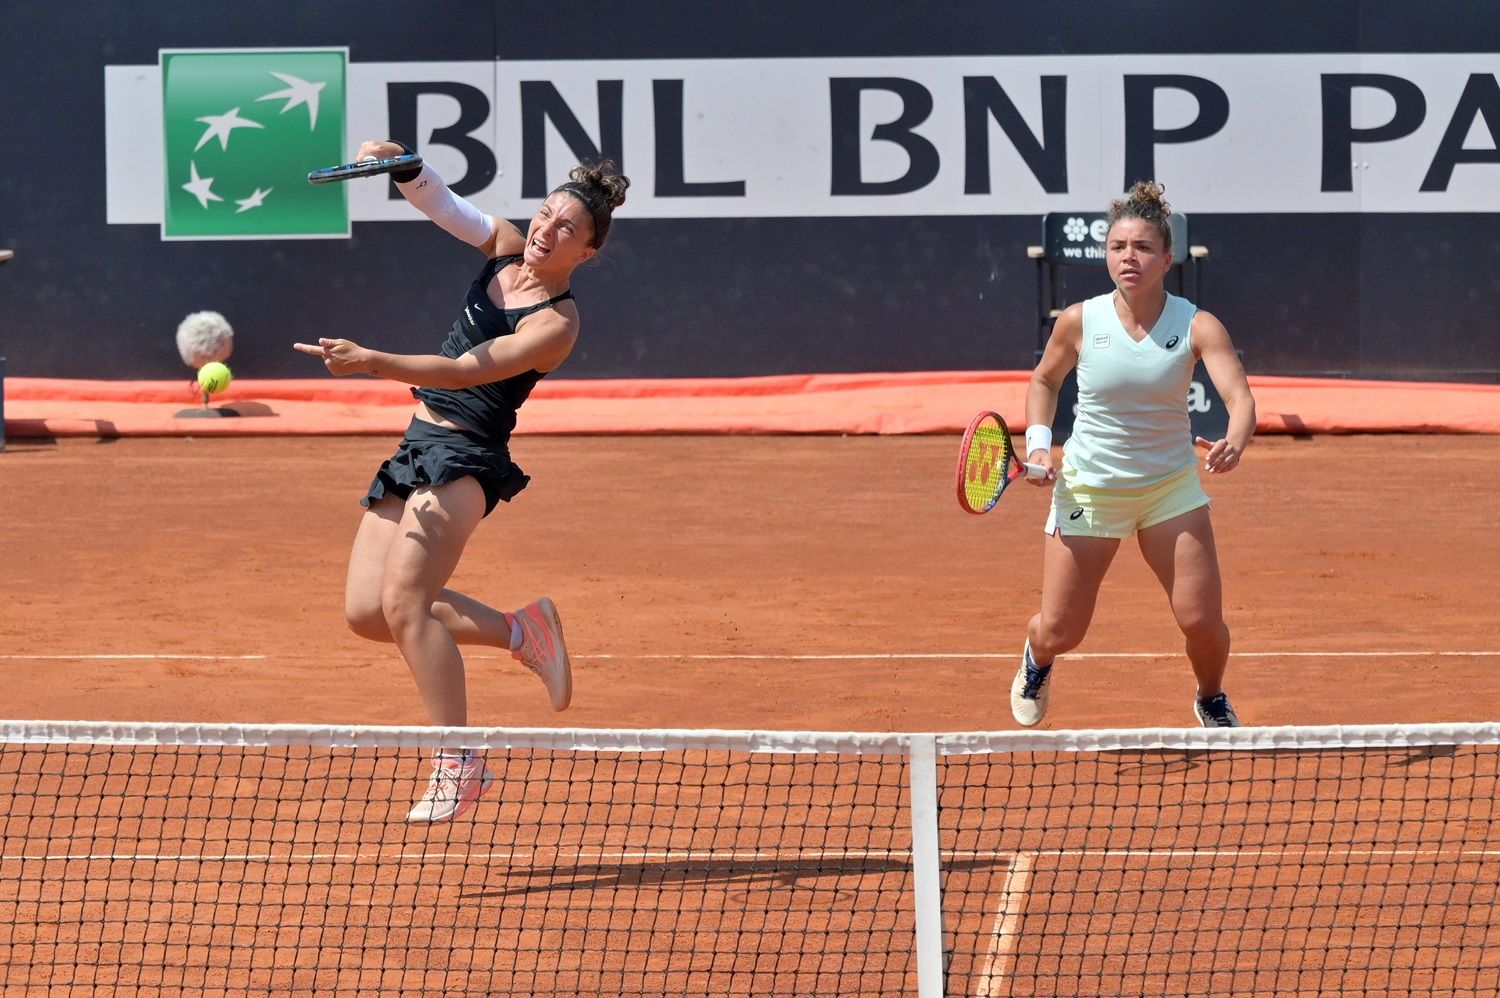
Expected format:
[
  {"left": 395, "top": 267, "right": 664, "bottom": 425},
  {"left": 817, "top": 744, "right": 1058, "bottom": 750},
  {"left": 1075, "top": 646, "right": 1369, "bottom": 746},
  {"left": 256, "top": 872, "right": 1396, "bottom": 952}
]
[
  {"left": 2, "top": 431, "right": 1499, "bottom": 995},
  {"left": 1, "top": 431, "right": 1497, "bottom": 730}
]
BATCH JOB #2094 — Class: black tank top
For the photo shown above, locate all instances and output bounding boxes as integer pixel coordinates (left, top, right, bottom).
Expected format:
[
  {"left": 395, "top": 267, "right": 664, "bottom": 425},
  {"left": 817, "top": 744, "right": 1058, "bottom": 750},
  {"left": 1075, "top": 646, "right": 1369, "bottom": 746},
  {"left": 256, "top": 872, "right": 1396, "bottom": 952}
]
[{"left": 413, "top": 254, "right": 575, "bottom": 441}]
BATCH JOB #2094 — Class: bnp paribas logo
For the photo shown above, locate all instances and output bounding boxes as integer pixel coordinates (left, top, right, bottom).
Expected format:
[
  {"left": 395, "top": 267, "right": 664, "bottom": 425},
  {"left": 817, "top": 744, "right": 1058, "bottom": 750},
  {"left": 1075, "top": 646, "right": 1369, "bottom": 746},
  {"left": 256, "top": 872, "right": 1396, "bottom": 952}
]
[{"left": 161, "top": 48, "right": 347, "bottom": 240}]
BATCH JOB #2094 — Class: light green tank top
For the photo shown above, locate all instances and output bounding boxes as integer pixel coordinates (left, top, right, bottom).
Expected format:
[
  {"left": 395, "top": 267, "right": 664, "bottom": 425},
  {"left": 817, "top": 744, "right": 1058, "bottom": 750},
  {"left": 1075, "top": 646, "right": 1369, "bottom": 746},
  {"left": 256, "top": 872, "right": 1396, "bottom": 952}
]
[{"left": 1063, "top": 292, "right": 1198, "bottom": 488}]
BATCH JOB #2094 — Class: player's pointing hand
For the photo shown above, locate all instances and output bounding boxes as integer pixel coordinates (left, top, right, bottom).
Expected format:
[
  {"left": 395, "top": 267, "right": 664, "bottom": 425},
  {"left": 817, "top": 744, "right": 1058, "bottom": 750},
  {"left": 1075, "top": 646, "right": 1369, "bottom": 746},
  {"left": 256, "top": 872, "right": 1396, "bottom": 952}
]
[{"left": 293, "top": 337, "right": 370, "bottom": 377}]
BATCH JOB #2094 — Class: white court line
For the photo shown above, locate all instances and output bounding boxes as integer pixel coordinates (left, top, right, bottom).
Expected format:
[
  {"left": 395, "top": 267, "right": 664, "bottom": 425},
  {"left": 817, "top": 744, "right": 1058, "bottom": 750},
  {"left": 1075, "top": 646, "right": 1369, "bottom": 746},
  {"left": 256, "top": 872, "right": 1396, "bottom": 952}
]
[
  {"left": 4, "top": 650, "right": 1500, "bottom": 662},
  {"left": 0, "top": 654, "right": 272, "bottom": 661},
  {"left": 966, "top": 843, "right": 1500, "bottom": 998},
  {"left": 583, "top": 650, "right": 1500, "bottom": 660},
  {"left": 0, "top": 847, "right": 918, "bottom": 864},
  {"left": 6, "top": 846, "right": 1493, "bottom": 864},
  {"left": 975, "top": 851, "right": 1032, "bottom": 998}
]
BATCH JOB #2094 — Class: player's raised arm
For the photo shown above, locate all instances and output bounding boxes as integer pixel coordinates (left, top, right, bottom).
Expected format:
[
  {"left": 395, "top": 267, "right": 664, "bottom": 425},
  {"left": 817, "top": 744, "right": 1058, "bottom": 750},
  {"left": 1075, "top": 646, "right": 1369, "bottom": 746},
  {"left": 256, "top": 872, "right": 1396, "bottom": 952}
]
[{"left": 353, "top": 139, "right": 524, "bottom": 257}]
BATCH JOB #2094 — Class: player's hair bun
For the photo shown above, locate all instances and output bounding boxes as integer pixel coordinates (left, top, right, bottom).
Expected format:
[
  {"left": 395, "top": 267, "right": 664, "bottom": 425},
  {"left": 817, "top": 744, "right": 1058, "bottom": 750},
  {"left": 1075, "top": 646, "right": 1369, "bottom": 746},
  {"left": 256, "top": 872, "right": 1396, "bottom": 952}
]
[
  {"left": 568, "top": 161, "right": 630, "bottom": 210},
  {"left": 1121, "top": 180, "right": 1170, "bottom": 221},
  {"left": 555, "top": 160, "right": 631, "bottom": 247},
  {"left": 1107, "top": 180, "right": 1173, "bottom": 253}
]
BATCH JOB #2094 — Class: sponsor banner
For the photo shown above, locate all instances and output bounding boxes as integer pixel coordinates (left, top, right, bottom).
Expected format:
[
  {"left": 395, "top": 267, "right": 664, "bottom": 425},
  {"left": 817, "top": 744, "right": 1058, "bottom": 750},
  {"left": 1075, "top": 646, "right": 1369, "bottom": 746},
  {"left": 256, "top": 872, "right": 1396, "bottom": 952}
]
[
  {"left": 159, "top": 49, "right": 348, "bottom": 239},
  {"left": 107, "top": 53, "right": 1500, "bottom": 235}
]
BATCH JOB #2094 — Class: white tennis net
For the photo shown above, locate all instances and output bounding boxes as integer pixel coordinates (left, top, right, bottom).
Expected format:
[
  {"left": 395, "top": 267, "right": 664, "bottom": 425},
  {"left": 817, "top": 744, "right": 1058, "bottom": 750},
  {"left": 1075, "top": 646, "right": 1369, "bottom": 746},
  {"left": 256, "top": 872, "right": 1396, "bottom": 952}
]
[{"left": 1, "top": 720, "right": 1496, "bottom": 996}]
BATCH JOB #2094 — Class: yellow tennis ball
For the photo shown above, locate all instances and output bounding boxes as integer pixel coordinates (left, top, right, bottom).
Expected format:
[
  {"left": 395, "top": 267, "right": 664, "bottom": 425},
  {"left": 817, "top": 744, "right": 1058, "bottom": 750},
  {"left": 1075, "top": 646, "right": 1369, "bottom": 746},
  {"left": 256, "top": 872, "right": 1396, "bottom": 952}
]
[{"left": 197, "top": 361, "right": 232, "bottom": 395}]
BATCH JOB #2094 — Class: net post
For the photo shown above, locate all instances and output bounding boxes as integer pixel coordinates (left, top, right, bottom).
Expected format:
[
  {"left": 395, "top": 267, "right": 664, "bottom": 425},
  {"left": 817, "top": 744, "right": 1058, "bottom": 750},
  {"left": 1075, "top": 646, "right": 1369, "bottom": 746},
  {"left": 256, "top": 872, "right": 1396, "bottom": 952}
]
[{"left": 908, "top": 733, "right": 946, "bottom": 998}]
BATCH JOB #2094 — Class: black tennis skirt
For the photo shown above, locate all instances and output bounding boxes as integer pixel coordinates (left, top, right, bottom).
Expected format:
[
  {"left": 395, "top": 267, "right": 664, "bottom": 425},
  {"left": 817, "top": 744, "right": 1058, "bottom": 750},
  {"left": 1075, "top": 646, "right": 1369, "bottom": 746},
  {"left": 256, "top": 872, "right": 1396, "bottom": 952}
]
[{"left": 363, "top": 417, "right": 530, "bottom": 517}]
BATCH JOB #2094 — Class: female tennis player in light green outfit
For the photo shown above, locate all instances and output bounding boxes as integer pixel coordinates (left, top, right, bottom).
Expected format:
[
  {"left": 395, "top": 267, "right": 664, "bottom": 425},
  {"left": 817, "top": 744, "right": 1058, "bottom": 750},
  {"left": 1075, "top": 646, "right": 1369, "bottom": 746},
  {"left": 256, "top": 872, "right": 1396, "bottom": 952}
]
[{"left": 1012, "top": 181, "right": 1256, "bottom": 730}]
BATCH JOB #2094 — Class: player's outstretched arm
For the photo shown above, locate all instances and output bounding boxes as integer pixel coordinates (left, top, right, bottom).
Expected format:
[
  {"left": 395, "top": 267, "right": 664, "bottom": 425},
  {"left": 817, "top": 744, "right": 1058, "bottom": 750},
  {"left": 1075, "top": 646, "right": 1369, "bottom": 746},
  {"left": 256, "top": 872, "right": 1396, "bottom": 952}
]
[
  {"left": 293, "top": 308, "right": 576, "bottom": 387},
  {"left": 294, "top": 337, "right": 470, "bottom": 385}
]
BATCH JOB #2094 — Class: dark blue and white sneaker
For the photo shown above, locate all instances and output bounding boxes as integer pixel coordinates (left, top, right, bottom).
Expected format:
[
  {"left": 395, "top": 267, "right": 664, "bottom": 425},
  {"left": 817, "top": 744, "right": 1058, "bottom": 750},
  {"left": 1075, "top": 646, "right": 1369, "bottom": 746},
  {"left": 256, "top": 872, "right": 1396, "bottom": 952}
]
[
  {"left": 1194, "top": 691, "right": 1241, "bottom": 728},
  {"left": 1010, "top": 640, "right": 1053, "bottom": 727}
]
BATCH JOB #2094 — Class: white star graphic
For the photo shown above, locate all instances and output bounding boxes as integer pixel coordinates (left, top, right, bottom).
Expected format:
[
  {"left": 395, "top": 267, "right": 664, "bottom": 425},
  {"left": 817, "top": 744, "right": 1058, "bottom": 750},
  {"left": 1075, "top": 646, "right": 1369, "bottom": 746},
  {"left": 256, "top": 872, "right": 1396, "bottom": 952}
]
[
  {"left": 193, "top": 107, "right": 265, "bottom": 152},
  {"left": 235, "top": 187, "right": 274, "bottom": 213},
  {"left": 255, "top": 71, "right": 326, "bottom": 130},
  {"left": 181, "top": 161, "right": 223, "bottom": 209}
]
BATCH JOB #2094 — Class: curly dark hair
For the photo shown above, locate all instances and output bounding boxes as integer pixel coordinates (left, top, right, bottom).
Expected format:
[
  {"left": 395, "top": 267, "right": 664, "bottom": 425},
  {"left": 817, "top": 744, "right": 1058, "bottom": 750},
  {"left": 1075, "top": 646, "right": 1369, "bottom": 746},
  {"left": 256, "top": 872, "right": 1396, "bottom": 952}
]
[
  {"left": 552, "top": 160, "right": 631, "bottom": 248},
  {"left": 1107, "top": 181, "right": 1172, "bottom": 255}
]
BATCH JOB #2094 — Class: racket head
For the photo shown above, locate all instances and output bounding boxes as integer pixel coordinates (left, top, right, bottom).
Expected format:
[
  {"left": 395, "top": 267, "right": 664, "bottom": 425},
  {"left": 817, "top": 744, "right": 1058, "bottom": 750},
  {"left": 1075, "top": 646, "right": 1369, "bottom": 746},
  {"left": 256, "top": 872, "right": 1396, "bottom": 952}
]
[
  {"left": 306, "top": 153, "right": 423, "bottom": 185},
  {"left": 955, "top": 411, "right": 1025, "bottom": 514}
]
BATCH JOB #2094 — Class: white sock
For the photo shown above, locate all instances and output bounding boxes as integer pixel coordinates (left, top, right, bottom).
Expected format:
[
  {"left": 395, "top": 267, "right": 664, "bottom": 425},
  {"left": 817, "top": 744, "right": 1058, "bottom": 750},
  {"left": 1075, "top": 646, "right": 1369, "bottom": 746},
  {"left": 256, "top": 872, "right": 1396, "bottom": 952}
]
[{"left": 508, "top": 614, "right": 523, "bottom": 651}]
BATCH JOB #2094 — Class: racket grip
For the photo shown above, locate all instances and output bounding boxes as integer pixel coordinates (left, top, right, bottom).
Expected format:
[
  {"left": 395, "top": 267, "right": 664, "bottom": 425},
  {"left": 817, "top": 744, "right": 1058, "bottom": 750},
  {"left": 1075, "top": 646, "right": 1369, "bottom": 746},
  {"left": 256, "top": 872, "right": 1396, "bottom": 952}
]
[{"left": 1024, "top": 462, "right": 1047, "bottom": 480}]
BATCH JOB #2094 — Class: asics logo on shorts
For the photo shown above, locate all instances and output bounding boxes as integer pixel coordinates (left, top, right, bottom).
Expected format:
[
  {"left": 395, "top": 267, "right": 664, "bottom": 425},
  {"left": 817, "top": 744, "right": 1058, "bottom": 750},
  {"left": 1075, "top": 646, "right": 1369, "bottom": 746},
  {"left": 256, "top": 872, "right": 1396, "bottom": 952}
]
[{"left": 1070, "top": 509, "right": 1084, "bottom": 520}]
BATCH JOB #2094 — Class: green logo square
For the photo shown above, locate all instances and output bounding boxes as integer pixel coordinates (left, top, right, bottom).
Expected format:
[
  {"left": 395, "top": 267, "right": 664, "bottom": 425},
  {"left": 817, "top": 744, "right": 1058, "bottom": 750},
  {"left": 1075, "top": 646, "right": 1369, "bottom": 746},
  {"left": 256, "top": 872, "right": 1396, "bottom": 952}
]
[{"left": 161, "top": 48, "right": 348, "bottom": 239}]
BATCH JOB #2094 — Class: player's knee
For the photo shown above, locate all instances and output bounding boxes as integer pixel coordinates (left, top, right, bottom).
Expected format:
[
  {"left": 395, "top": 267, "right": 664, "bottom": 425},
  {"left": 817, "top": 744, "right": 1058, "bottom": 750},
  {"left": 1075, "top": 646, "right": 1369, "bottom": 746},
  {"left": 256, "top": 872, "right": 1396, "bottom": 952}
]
[
  {"left": 379, "top": 585, "right": 426, "bottom": 639},
  {"left": 1036, "top": 616, "right": 1087, "bottom": 657},
  {"left": 1179, "top": 613, "right": 1229, "bottom": 649},
  {"left": 344, "top": 598, "right": 390, "bottom": 642}
]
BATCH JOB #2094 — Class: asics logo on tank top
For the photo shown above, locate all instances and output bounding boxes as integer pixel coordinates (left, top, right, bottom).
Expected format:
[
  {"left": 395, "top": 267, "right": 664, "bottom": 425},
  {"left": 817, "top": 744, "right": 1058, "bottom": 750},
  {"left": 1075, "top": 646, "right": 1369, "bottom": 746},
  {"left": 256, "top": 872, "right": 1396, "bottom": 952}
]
[{"left": 1165, "top": 335, "right": 1180, "bottom": 349}]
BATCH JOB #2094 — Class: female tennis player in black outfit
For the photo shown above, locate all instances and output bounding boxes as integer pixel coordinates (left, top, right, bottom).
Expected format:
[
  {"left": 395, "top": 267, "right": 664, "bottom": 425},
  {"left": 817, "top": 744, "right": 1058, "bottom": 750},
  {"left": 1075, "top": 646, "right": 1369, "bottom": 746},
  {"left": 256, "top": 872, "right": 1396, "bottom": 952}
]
[{"left": 295, "top": 139, "right": 628, "bottom": 823}]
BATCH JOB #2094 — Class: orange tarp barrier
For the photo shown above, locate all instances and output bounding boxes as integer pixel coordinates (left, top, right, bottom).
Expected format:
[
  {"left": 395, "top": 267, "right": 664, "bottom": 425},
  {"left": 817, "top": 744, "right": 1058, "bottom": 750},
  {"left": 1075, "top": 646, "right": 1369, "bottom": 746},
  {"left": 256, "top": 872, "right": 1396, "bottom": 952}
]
[{"left": 4, "top": 372, "right": 1500, "bottom": 438}]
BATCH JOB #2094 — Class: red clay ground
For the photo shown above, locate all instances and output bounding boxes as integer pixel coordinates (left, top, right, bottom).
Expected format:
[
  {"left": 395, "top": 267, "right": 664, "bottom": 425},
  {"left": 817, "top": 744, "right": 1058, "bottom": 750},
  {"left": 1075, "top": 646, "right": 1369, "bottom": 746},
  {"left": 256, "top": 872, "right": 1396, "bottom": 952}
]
[
  {"left": 2, "top": 432, "right": 1496, "bottom": 731},
  {"left": 3, "top": 431, "right": 1499, "bottom": 997}
]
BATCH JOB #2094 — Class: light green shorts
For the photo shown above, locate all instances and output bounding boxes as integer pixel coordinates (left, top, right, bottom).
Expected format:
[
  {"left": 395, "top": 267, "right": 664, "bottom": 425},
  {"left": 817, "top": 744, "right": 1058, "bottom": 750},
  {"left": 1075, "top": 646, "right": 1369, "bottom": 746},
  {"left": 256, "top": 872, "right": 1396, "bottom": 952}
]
[{"left": 1045, "top": 462, "right": 1210, "bottom": 538}]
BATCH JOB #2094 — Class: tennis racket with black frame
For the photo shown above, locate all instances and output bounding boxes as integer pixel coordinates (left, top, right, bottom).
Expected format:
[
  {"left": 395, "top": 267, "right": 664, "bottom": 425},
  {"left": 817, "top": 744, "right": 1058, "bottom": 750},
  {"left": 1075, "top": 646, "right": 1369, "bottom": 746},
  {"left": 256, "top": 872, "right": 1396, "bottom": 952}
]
[
  {"left": 955, "top": 411, "right": 1047, "bottom": 514},
  {"left": 306, "top": 153, "right": 423, "bottom": 185}
]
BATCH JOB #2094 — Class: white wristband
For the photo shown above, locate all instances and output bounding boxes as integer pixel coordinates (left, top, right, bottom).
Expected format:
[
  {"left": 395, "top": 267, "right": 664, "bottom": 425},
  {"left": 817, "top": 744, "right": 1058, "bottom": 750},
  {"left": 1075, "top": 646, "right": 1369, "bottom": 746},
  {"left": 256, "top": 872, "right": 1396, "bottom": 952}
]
[
  {"left": 1025, "top": 425, "right": 1053, "bottom": 455},
  {"left": 397, "top": 163, "right": 494, "bottom": 247}
]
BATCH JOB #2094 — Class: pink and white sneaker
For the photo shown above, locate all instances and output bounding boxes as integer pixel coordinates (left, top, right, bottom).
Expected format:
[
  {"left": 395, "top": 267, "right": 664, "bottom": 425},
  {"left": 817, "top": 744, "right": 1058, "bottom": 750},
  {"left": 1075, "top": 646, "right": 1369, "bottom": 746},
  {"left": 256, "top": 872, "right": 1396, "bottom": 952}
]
[
  {"left": 405, "top": 754, "right": 493, "bottom": 824},
  {"left": 511, "top": 597, "right": 573, "bottom": 711}
]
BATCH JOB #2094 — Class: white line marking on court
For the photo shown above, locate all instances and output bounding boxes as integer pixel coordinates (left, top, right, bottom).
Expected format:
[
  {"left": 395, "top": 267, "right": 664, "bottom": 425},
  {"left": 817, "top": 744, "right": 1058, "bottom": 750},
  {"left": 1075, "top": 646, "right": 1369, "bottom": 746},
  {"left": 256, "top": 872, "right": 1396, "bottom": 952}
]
[
  {"left": 7, "top": 845, "right": 1496, "bottom": 864},
  {"left": 977, "top": 846, "right": 1500, "bottom": 860},
  {"left": 0, "top": 654, "right": 270, "bottom": 661},
  {"left": 0, "top": 847, "right": 920, "bottom": 864},
  {"left": 974, "top": 851, "right": 1032, "bottom": 998},
  {"left": 4, "top": 650, "right": 1500, "bottom": 662},
  {"left": 585, "top": 650, "right": 1500, "bottom": 660}
]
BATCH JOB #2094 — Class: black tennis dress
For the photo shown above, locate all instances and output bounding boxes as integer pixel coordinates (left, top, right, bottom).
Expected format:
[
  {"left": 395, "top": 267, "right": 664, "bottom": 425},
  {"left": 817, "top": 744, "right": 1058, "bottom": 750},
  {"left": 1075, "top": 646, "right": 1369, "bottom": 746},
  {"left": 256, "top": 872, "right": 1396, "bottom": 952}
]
[{"left": 363, "top": 253, "right": 574, "bottom": 517}]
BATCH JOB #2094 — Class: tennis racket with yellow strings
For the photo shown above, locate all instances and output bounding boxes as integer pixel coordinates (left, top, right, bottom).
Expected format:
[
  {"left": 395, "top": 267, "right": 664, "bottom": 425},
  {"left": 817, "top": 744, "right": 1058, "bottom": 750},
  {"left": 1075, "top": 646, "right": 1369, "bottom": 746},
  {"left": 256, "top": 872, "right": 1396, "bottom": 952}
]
[{"left": 955, "top": 411, "right": 1046, "bottom": 514}]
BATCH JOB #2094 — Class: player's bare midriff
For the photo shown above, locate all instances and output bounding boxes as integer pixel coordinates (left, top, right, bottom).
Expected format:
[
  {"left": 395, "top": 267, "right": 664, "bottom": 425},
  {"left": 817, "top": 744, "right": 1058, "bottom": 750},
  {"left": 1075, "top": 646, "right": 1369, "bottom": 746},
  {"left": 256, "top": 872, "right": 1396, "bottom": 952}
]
[{"left": 413, "top": 399, "right": 474, "bottom": 433}]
